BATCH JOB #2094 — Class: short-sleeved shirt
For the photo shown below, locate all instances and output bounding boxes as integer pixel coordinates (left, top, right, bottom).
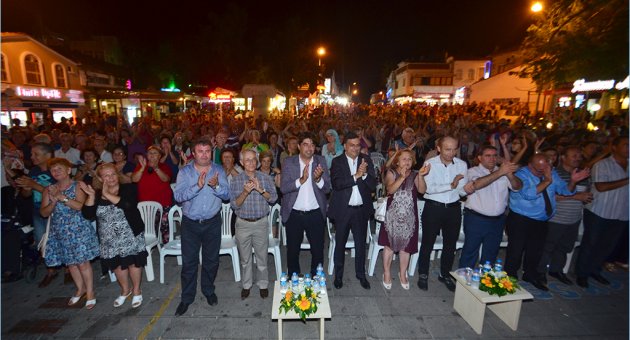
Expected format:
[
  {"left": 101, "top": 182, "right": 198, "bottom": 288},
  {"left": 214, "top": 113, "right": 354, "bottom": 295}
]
[
  {"left": 549, "top": 166, "right": 590, "bottom": 224},
  {"left": 586, "top": 156, "right": 629, "bottom": 221},
  {"left": 135, "top": 163, "right": 173, "bottom": 207},
  {"left": 29, "top": 167, "right": 55, "bottom": 208}
]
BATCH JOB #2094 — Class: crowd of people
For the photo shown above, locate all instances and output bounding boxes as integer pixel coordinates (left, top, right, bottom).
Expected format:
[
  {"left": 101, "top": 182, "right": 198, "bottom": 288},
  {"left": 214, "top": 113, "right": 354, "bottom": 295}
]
[{"left": 1, "top": 101, "right": 627, "bottom": 314}]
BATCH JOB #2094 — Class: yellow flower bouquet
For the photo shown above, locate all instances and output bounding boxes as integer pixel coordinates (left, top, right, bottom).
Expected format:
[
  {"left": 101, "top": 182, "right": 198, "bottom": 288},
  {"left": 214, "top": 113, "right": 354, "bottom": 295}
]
[
  {"left": 278, "top": 287, "right": 320, "bottom": 321},
  {"left": 479, "top": 272, "right": 520, "bottom": 297}
]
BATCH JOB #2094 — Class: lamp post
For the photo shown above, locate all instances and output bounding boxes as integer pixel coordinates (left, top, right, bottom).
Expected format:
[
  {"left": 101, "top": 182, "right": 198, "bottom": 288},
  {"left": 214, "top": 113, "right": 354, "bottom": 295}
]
[
  {"left": 317, "top": 47, "right": 326, "bottom": 67},
  {"left": 530, "top": 1, "right": 543, "bottom": 13}
]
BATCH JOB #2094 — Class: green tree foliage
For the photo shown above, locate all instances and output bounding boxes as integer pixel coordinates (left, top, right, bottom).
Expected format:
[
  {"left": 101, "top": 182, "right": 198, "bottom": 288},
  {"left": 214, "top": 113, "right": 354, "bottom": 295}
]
[{"left": 519, "top": 0, "right": 628, "bottom": 90}]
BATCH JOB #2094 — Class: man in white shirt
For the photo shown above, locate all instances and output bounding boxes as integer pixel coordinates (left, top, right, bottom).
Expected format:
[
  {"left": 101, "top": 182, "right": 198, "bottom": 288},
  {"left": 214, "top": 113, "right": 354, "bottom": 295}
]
[
  {"left": 93, "top": 136, "right": 113, "bottom": 163},
  {"left": 54, "top": 133, "right": 81, "bottom": 173},
  {"left": 280, "top": 132, "right": 331, "bottom": 277},
  {"left": 458, "top": 145, "right": 521, "bottom": 269},
  {"left": 416, "top": 136, "right": 473, "bottom": 291}
]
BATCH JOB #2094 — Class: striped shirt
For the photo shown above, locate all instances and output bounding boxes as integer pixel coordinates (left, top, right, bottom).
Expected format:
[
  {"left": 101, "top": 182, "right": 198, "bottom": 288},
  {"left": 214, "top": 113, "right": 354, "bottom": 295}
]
[
  {"left": 549, "top": 166, "right": 590, "bottom": 224},
  {"left": 586, "top": 156, "right": 629, "bottom": 221},
  {"left": 229, "top": 171, "right": 278, "bottom": 220}
]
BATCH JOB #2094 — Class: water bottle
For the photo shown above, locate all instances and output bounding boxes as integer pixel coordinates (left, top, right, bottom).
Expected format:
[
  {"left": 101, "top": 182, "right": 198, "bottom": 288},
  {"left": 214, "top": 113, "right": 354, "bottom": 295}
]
[
  {"left": 316, "top": 263, "right": 324, "bottom": 277},
  {"left": 291, "top": 272, "right": 299, "bottom": 293},
  {"left": 494, "top": 259, "right": 503, "bottom": 278},
  {"left": 471, "top": 269, "right": 481, "bottom": 289},
  {"left": 312, "top": 278, "right": 320, "bottom": 292},
  {"left": 465, "top": 267, "right": 473, "bottom": 286},
  {"left": 319, "top": 276, "right": 327, "bottom": 295},
  {"left": 305, "top": 274, "right": 312, "bottom": 288},
  {"left": 298, "top": 275, "right": 305, "bottom": 293},
  {"left": 280, "top": 272, "right": 288, "bottom": 293},
  {"left": 483, "top": 261, "right": 492, "bottom": 274}
]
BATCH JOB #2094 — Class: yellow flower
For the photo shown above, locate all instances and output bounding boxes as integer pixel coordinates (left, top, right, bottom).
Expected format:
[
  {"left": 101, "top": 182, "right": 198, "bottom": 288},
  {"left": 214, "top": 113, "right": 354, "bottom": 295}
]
[
  {"left": 298, "top": 298, "right": 311, "bottom": 311},
  {"left": 311, "top": 292, "right": 317, "bottom": 299},
  {"left": 284, "top": 291, "right": 293, "bottom": 301},
  {"left": 502, "top": 279, "right": 513, "bottom": 291}
]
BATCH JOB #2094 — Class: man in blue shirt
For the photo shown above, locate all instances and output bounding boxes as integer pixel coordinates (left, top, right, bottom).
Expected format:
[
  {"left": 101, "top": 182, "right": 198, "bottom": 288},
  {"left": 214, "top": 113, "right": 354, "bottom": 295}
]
[
  {"left": 505, "top": 153, "right": 590, "bottom": 291},
  {"left": 173, "top": 138, "right": 230, "bottom": 316}
]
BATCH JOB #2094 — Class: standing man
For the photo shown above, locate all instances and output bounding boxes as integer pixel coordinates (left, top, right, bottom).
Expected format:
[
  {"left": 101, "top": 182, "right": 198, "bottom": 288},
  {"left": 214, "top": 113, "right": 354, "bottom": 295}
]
[
  {"left": 416, "top": 136, "right": 472, "bottom": 291},
  {"left": 328, "top": 132, "right": 377, "bottom": 290},
  {"left": 458, "top": 146, "right": 522, "bottom": 269},
  {"left": 280, "top": 132, "right": 331, "bottom": 277},
  {"left": 576, "top": 137, "right": 628, "bottom": 288},
  {"left": 537, "top": 146, "right": 592, "bottom": 285},
  {"left": 505, "top": 154, "right": 589, "bottom": 291},
  {"left": 230, "top": 149, "right": 277, "bottom": 300},
  {"left": 173, "top": 138, "right": 230, "bottom": 316}
]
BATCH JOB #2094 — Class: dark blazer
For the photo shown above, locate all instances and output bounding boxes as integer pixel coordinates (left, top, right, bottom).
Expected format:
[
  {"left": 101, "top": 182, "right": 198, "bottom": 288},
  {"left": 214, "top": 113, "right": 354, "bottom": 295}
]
[
  {"left": 328, "top": 153, "right": 377, "bottom": 224},
  {"left": 280, "top": 154, "right": 331, "bottom": 223}
]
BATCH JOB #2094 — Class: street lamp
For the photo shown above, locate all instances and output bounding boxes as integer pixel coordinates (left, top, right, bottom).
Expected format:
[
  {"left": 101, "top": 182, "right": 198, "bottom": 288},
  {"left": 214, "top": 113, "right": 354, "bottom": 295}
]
[
  {"left": 531, "top": 1, "right": 543, "bottom": 13},
  {"left": 317, "top": 47, "right": 326, "bottom": 67}
]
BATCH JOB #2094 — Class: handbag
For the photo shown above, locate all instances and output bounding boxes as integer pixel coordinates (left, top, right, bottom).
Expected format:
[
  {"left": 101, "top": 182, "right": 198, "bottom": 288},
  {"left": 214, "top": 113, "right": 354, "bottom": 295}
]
[
  {"left": 375, "top": 197, "right": 387, "bottom": 222},
  {"left": 37, "top": 216, "right": 52, "bottom": 257}
]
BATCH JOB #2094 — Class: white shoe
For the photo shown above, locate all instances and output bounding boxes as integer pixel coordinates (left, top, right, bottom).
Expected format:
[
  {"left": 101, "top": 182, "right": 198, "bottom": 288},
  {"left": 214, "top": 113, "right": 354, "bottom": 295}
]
[
  {"left": 113, "top": 291, "right": 132, "bottom": 307},
  {"left": 131, "top": 295, "right": 143, "bottom": 308}
]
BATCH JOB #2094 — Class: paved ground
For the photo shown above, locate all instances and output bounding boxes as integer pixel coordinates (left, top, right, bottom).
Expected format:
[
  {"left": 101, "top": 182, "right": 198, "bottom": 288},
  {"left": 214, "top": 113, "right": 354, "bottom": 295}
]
[{"left": 2, "top": 245, "right": 628, "bottom": 339}]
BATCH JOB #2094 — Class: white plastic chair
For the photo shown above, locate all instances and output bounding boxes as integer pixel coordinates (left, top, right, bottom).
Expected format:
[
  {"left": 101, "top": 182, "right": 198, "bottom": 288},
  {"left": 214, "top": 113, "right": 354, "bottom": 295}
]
[
  {"left": 137, "top": 201, "right": 163, "bottom": 282},
  {"left": 220, "top": 203, "right": 241, "bottom": 282},
  {"left": 263, "top": 204, "right": 283, "bottom": 280},
  {"left": 159, "top": 205, "right": 182, "bottom": 284},
  {"left": 326, "top": 218, "right": 358, "bottom": 275},
  {"left": 367, "top": 220, "right": 384, "bottom": 276},
  {"left": 563, "top": 220, "right": 584, "bottom": 274}
]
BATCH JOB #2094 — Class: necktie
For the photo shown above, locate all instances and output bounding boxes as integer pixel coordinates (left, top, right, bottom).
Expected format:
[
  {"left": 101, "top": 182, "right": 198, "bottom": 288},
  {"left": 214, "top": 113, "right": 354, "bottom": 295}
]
[{"left": 540, "top": 177, "right": 553, "bottom": 217}]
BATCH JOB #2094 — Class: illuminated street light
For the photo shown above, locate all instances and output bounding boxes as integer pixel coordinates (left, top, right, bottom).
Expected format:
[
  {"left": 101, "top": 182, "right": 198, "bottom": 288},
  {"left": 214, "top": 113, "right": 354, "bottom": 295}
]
[
  {"left": 531, "top": 1, "right": 543, "bottom": 13},
  {"left": 317, "top": 47, "right": 326, "bottom": 66}
]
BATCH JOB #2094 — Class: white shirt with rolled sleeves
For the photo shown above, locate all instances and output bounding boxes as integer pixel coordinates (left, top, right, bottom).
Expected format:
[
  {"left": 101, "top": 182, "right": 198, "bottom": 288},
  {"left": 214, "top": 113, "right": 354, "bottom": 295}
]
[
  {"left": 422, "top": 155, "right": 469, "bottom": 204},
  {"left": 586, "top": 155, "right": 629, "bottom": 221},
  {"left": 464, "top": 164, "right": 515, "bottom": 216}
]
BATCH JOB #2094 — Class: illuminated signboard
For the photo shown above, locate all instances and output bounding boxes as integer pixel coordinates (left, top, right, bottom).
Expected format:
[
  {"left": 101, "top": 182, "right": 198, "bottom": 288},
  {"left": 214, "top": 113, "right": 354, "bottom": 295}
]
[
  {"left": 572, "top": 79, "right": 615, "bottom": 93},
  {"left": 208, "top": 92, "right": 231, "bottom": 103},
  {"left": 14, "top": 86, "right": 84, "bottom": 103}
]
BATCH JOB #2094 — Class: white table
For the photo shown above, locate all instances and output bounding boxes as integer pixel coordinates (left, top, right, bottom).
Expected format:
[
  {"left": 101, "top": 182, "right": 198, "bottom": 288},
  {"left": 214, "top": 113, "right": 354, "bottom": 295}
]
[
  {"left": 271, "top": 282, "right": 331, "bottom": 340},
  {"left": 450, "top": 271, "right": 533, "bottom": 334}
]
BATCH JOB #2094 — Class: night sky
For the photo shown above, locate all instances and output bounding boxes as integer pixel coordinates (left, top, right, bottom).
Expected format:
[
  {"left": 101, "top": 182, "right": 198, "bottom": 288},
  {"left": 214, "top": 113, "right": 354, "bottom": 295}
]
[{"left": 3, "top": 0, "right": 533, "bottom": 101}]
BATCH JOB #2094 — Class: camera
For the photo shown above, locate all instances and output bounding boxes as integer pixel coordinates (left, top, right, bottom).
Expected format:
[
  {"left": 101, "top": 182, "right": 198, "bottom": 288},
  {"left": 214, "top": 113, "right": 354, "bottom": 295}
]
[{"left": 147, "top": 167, "right": 154, "bottom": 174}]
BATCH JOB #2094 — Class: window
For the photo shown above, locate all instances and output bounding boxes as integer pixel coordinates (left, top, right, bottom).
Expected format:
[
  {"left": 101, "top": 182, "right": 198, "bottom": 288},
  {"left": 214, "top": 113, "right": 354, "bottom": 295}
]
[
  {"left": 23, "top": 54, "right": 43, "bottom": 85},
  {"left": 402, "top": 78, "right": 406, "bottom": 87},
  {"left": 53, "top": 64, "right": 67, "bottom": 88},
  {"left": 1, "top": 54, "right": 8, "bottom": 82},
  {"left": 421, "top": 77, "right": 430, "bottom": 85},
  {"left": 478, "top": 67, "right": 485, "bottom": 80},
  {"left": 467, "top": 69, "right": 475, "bottom": 80},
  {"left": 455, "top": 69, "right": 462, "bottom": 80},
  {"left": 413, "top": 77, "right": 422, "bottom": 86}
]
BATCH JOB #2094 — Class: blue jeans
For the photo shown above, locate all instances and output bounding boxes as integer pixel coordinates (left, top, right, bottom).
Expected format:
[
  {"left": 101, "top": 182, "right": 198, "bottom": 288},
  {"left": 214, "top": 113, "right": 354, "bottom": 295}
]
[
  {"left": 180, "top": 214, "right": 221, "bottom": 304},
  {"left": 458, "top": 209, "right": 506, "bottom": 269}
]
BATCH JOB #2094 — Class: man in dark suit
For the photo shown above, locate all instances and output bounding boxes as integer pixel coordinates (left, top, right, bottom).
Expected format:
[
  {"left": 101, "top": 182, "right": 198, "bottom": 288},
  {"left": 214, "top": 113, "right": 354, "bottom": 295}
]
[
  {"left": 328, "top": 132, "right": 377, "bottom": 289},
  {"left": 280, "top": 132, "right": 332, "bottom": 277}
]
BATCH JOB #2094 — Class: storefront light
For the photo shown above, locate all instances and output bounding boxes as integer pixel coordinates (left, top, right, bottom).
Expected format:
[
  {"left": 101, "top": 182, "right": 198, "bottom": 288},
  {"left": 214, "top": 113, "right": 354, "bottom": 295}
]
[
  {"left": 546, "top": 122, "right": 553, "bottom": 130},
  {"left": 101, "top": 101, "right": 108, "bottom": 106}
]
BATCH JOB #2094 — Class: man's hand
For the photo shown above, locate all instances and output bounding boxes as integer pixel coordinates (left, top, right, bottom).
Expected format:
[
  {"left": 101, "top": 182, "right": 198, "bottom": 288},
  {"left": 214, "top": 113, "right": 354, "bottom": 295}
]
[
  {"left": 498, "top": 161, "right": 518, "bottom": 175},
  {"left": 251, "top": 176, "right": 263, "bottom": 193},
  {"left": 197, "top": 171, "right": 207, "bottom": 189},
  {"left": 571, "top": 168, "right": 591, "bottom": 184},
  {"left": 464, "top": 181, "right": 475, "bottom": 194},
  {"left": 451, "top": 174, "right": 464, "bottom": 189},
  {"left": 244, "top": 179, "right": 256, "bottom": 193},
  {"left": 207, "top": 172, "right": 219, "bottom": 188},
  {"left": 543, "top": 164, "right": 553, "bottom": 182},
  {"left": 573, "top": 191, "right": 593, "bottom": 203},
  {"left": 313, "top": 164, "right": 324, "bottom": 183},
  {"left": 300, "top": 161, "right": 310, "bottom": 185},
  {"left": 356, "top": 159, "right": 368, "bottom": 178}
]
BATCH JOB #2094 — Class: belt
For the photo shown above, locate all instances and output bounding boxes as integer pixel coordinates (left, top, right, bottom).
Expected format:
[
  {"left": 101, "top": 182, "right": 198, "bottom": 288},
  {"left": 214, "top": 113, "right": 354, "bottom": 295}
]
[
  {"left": 238, "top": 216, "right": 266, "bottom": 222},
  {"left": 292, "top": 208, "right": 319, "bottom": 215},
  {"left": 347, "top": 205, "right": 363, "bottom": 209},
  {"left": 424, "top": 199, "right": 460, "bottom": 208},
  {"left": 464, "top": 208, "right": 504, "bottom": 219},
  {"left": 183, "top": 214, "right": 219, "bottom": 224}
]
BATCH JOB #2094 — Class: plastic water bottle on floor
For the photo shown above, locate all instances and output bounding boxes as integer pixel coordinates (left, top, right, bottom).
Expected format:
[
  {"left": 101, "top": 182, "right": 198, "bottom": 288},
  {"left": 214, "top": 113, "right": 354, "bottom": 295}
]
[
  {"left": 316, "top": 263, "right": 324, "bottom": 277},
  {"left": 471, "top": 269, "right": 481, "bottom": 289},
  {"left": 483, "top": 261, "right": 492, "bottom": 274},
  {"left": 280, "top": 272, "right": 288, "bottom": 293}
]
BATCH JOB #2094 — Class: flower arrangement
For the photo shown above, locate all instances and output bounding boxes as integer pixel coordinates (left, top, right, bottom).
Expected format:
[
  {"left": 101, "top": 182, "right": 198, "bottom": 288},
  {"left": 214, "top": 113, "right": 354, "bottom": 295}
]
[
  {"left": 479, "top": 272, "right": 520, "bottom": 297},
  {"left": 278, "top": 287, "right": 319, "bottom": 321}
]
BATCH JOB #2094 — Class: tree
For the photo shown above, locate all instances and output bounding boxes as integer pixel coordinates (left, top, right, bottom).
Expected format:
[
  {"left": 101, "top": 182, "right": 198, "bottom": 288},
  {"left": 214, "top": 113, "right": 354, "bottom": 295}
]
[{"left": 519, "top": 0, "right": 628, "bottom": 90}]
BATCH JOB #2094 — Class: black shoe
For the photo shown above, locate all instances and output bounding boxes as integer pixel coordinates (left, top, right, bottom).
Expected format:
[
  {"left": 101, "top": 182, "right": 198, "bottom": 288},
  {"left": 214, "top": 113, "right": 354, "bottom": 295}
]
[
  {"left": 175, "top": 302, "right": 189, "bottom": 316},
  {"left": 549, "top": 272, "right": 573, "bottom": 285},
  {"left": 590, "top": 273, "right": 610, "bottom": 285},
  {"left": 358, "top": 278, "right": 371, "bottom": 290},
  {"left": 417, "top": 274, "right": 428, "bottom": 291},
  {"left": 241, "top": 289, "right": 250, "bottom": 300},
  {"left": 576, "top": 277, "right": 589, "bottom": 288},
  {"left": 260, "top": 288, "right": 268, "bottom": 299},
  {"left": 333, "top": 278, "right": 343, "bottom": 289},
  {"left": 523, "top": 277, "right": 549, "bottom": 291},
  {"left": 437, "top": 275, "right": 456, "bottom": 292},
  {"left": 207, "top": 293, "right": 218, "bottom": 306}
]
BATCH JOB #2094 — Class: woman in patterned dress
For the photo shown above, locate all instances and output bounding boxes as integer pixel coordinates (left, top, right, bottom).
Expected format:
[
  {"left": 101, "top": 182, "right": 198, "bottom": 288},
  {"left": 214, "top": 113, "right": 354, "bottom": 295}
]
[
  {"left": 40, "top": 158, "right": 100, "bottom": 309},
  {"left": 378, "top": 150, "right": 430, "bottom": 290},
  {"left": 81, "top": 163, "right": 148, "bottom": 309}
]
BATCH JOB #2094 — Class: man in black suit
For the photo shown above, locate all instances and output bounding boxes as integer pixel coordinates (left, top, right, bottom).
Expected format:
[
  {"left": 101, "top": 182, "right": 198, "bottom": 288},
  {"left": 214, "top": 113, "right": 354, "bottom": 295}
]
[{"left": 328, "top": 132, "right": 377, "bottom": 289}]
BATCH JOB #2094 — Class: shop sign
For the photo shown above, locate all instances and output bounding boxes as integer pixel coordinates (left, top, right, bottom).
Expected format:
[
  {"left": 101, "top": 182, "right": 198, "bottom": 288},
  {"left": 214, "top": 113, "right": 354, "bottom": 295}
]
[
  {"left": 13, "top": 86, "right": 84, "bottom": 103},
  {"left": 208, "top": 92, "right": 231, "bottom": 103},
  {"left": 571, "top": 79, "right": 615, "bottom": 93}
]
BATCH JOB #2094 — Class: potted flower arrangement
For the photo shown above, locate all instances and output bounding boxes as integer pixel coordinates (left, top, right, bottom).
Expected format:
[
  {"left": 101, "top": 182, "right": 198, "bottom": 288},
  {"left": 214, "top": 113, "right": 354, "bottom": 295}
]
[
  {"left": 278, "top": 287, "right": 319, "bottom": 322},
  {"left": 479, "top": 271, "right": 520, "bottom": 297}
]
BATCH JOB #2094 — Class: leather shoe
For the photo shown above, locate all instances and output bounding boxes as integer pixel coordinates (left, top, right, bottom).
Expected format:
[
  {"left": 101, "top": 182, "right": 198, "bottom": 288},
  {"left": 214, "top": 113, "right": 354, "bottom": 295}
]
[
  {"left": 577, "top": 276, "right": 589, "bottom": 288},
  {"left": 241, "top": 289, "right": 250, "bottom": 300},
  {"left": 524, "top": 277, "right": 549, "bottom": 291},
  {"left": 437, "top": 275, "right": 456, "bottom": 292},
  {"left": 358, "top": 278, "right": 371, "bottom": 290},
  {"left": 549, "top": 272, "right": 573, "bottom": 285},
  {"left": 333, "top": 278, "right": 343, "bottom": 289},
  {"left": 417, "top": 274, "right": 428, "bottom": 291},
  {"left": 38, "top": 272, "right": 58, "bottom": 288},
  {"left": 175, "top": 302, "right": 189, "bottom": 316},
  {"left": 207, "top": 293, "right": 218, "bottom": 306},
  {"left": 260, "top": 288, "right": 268, "bottom": 299},
  {"left": 590, "top": 273, "right": 610, "bottom": 285}
]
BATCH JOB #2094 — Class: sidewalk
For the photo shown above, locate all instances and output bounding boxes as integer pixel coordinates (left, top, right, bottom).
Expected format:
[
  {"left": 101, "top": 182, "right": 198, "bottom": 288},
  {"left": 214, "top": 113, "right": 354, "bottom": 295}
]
[{"left": 2, "top": 248, "right": 628, "bottom": 339}]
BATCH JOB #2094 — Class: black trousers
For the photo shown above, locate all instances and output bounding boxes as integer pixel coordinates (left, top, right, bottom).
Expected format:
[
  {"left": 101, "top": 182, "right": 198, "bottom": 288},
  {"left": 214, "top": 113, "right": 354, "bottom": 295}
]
[
  {"left": 333, "top": 207, "right": 368, "bottom": 280},
  {"left": 576, "top": 209, "right": 626, "bottom": 278},
  {"left": 418, "top": 203, "right": 461, "bottom": 277},
  {"left": 285, "top": 209, "right": 325, "bottom": 277},
  {"left": 505, "top": 210, "right": 548, "bottom": 280}
]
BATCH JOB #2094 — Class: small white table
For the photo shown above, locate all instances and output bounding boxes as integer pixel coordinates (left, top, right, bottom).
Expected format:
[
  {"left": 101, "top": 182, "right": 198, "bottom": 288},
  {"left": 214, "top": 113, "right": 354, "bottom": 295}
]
[
  {"left": 450, "top": 271, "right": 533, "bottom": 334},
  {"left": 271, "top": 282, "right": 331, "bottom": 340}
]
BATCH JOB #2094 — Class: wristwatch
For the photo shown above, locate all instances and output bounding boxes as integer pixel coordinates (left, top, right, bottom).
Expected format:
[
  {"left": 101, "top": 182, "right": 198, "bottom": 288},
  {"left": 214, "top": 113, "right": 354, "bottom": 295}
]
[
  {"left": 61, "top": 197, "right": 70, "bottom": 204},
  {"left": 260, "top": 188, "right": 266, "bottom": 195}
]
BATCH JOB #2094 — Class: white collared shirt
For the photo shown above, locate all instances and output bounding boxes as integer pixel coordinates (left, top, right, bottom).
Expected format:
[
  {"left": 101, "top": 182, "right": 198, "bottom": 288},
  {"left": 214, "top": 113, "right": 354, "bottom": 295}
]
[
  {"left": 423, "top": 155, "right": 469, "bottom": 204},
  {"left": 292, "top": 157, "right": 323, "bottom": 211},
  {"left": 464, "top": 164, "right": 513, "bottom": 216},
  {"left": 587, "top": 156, "right": 629, "bottom": 220},
  {"left": 100, "top": 150, "right": 113, "bottom": 163},
  {"left": 346, "top": 154, "right": 364, "bottom": 206}
]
